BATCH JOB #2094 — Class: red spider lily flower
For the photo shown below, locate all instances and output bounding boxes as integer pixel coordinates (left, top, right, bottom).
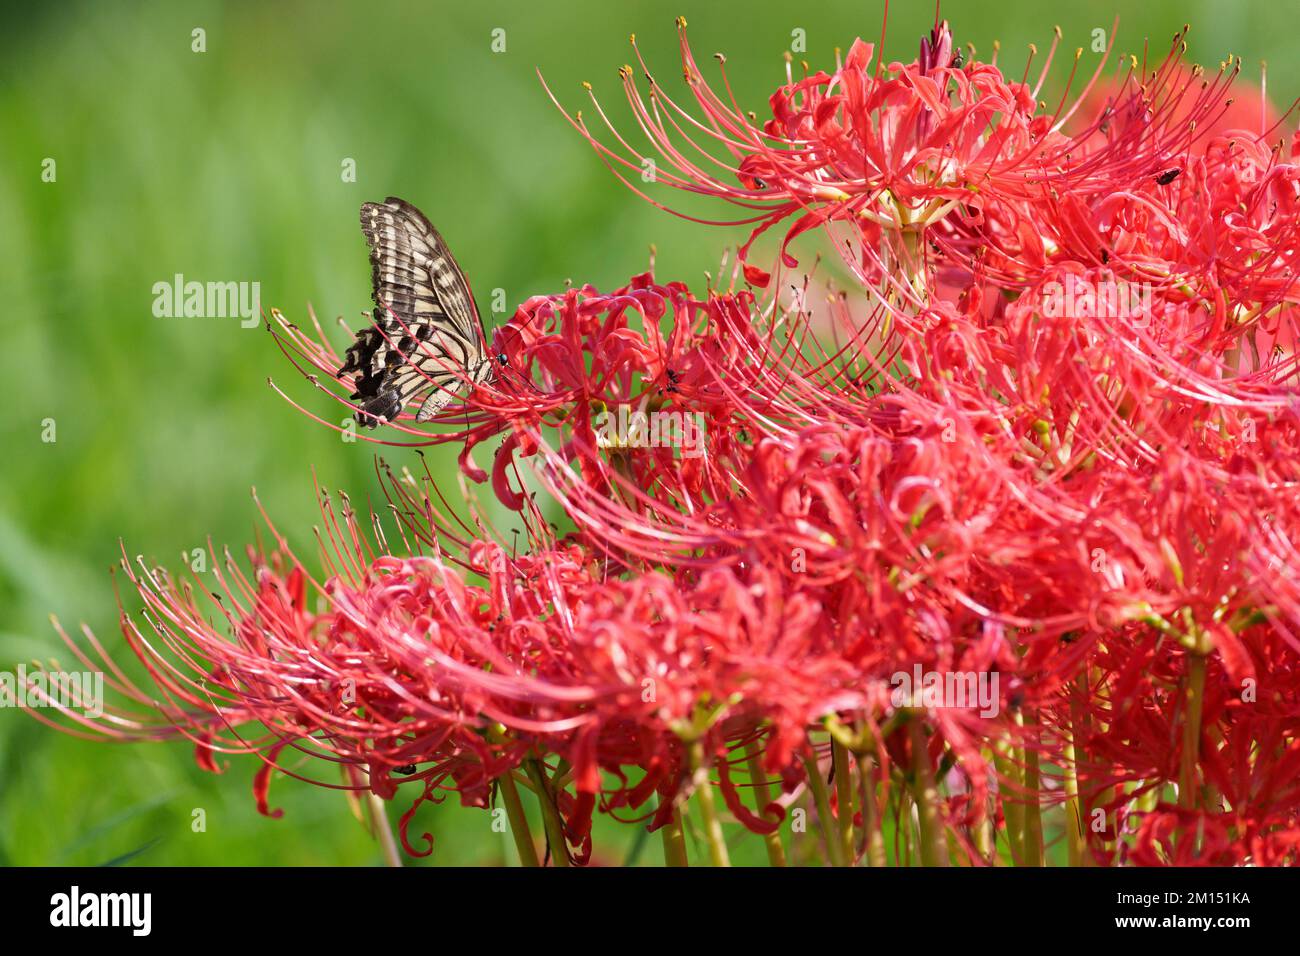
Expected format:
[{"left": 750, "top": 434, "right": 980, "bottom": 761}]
[
  {"left": 36, "top": 8, "right": 1300, "bottom": 868},
  {"left": 35, "top": 474, "right": 854, "bottom": 858},
  {"left": 1072, "top": 61, "right": 1285, "bottom": 157},
  {"left": 559, "top": 16, "right": 1300, "bottom": 328}
]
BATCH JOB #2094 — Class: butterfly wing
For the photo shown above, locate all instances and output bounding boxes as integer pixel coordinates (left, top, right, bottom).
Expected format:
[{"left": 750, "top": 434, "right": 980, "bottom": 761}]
[{"left": 338, "top": 197, "right": 488, "bottom": 425}]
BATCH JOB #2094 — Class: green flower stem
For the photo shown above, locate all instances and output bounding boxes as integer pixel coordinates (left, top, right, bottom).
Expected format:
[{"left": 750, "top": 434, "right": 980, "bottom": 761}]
[
  {"left": 831, "top": 740, "right": 857, "bottom": 865},
  {"left": 745, "top": 739, "right": 786, "bottom": 867},
  {"left": 660, "top": 802, "right": 689, "bottom": 867},
  {"left": 898, "top": 789, "right": 915, "bottom": 865},
  {"left": 803, "top": 752, "right": 847, "bottom": 867},
  {"left": 1180, "top": 654, "right": 1207, "bottom": 812},
  {"left": 1019, "top": 711, "right": 1045, "bottom": 867},
  {"left": 1063, "top": 676, "right": 1089, "bottom": 866},
  {"left": 499, "top": 769, "right": 540, "bottom": 867},
  {"left": 908, "top": 718, "right": 948, "bottom": 867},
  {"left": 524, "top": 758, "right": 570, "bottom": 868},
  {"left": 973, "top": 749, "right": 994, "bottom": 864},
  {"left": 368, "top": 792, "right": 403, "bottom": 868},
  {"left": 856, "top": 751, "right": 887, "bottom": 866},
  {"left": 1062, "top": 733, "right": 1085, "bottom": 867},
  {"left": 688, "top": 739, "right": 730, "bottom": 866},
  {"left": 992, "top": 744, "right": 1024, "bottom": 864}
]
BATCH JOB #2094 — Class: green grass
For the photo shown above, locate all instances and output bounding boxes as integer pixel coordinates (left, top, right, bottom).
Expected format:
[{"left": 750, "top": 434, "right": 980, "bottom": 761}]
[{"left": 0, "top": 0, "right": 1292, "bottom": 865}]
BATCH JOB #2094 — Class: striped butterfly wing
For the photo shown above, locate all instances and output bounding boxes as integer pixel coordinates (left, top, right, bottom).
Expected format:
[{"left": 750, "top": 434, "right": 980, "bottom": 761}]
[{"left": 338, "top": 197, "right": 489, "bottom": 426}]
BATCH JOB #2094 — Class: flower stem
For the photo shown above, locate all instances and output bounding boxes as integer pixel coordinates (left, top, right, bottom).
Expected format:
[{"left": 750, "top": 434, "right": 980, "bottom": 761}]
[
  {"left": 1180, "top": 655, "right": 1206, "bottom": 858},
  {"left": 660, "top": 801, "right": 689, "bottom": 867},
  {"left": 803, "top": 752, "right": 847, "bottom": 867},
  {"left": 368, "top": 792, "right": 403, "bottom": 868},
  {"left": 745, "top": 739, "right": 786, "bottom": 866},
  {"left": 688, "top": 739, "right": 730, "bottom": 866},
  {"left": 1019, "top": 711, "right": 1045, "bottom": 867},
  {"left": 524, "top": 758, "right": 570, "bottom": 867},
  {"left": 1179, "top": 654, "right": 1207, "bottom": 812},
  {"left": 973, "top": 748, "right": 994, "bottom": 864},
  {"left": 831, "top": 740, "right": 857, "bottom": 865},
  {"left": 908, "top": 718, "right": 948, "bottom": 867},
  {"left": 992, "top": 743, "right": 1024, "bottom": 864},
  {"left": 898, "top": 789, "right": 915, "bottom": 865},
  {"left": 1062, "top": 738, "right": 1084, "bottom": 867},
  {"left": 499, "top": 770, "right": 540, "bottom": 867},
  {"left": 856, "top": 751, "right": 887, "bottom": 866},
  {"left": 1063, "top": 676, "right": 1088, "bottom": 866}
]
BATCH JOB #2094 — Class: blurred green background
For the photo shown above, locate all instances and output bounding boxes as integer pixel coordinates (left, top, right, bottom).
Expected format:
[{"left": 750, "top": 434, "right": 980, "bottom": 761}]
[{"left": 0, "top": 0, "right": 1291, "bottom": 866}]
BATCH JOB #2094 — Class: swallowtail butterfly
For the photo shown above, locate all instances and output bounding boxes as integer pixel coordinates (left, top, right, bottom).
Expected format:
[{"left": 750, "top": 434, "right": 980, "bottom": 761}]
[{"left": 338, "top": 197, "right": 496, "bottom": 426}]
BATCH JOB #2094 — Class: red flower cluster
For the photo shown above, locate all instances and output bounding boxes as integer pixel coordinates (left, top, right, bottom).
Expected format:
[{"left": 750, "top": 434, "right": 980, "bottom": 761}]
[{"left": 43, "top": 14, "right": 1300, "bottom": 866}]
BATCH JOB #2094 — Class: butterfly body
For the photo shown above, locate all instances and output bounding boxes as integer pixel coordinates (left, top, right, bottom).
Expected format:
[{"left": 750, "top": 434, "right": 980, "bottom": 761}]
[{"left": 339, "top": 197, "right": 492, "bottom": 426}]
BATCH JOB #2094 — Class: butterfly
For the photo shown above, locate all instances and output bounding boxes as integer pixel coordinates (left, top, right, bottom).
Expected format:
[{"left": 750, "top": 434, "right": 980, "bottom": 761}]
[{"left": 338, "top": 197, "right": 498, "bottom": 427}]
